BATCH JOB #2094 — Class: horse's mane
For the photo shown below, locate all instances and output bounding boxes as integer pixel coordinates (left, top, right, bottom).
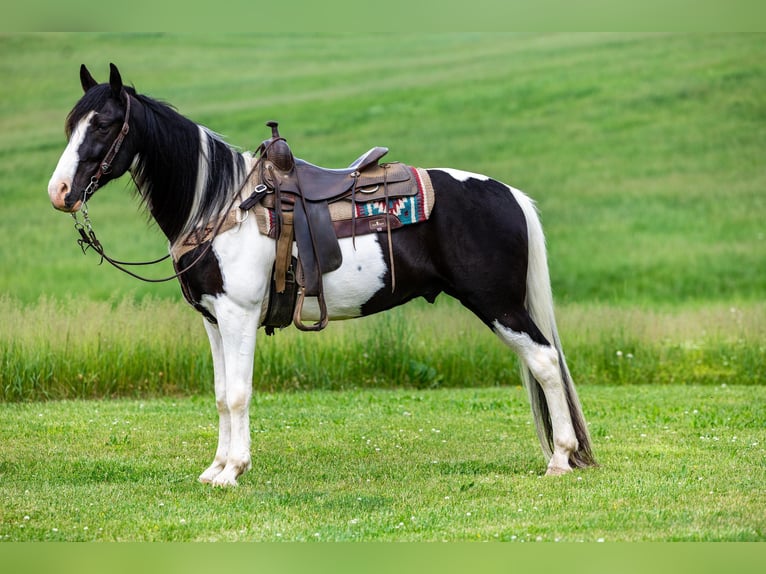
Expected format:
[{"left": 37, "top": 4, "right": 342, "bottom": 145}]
[{"left": 68, "top": 84, "right": 247, "bottom": 243}]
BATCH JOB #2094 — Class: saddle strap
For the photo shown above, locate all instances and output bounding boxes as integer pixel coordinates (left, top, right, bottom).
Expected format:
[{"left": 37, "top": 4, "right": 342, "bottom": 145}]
[
  {"left": 274, "top": 211, "right": 294, "bottom": 293},
  {"left": 382, "top": 165, "right": 396, "bottom": 293}
]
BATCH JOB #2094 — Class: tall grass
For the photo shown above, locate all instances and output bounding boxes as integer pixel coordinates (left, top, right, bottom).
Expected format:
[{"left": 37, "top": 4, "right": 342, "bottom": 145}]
[
  {"left": 2, "top": 296, "right": 763, "bottom": 401},
  {"left": 558, "top": 303, "right": 766, "bottom": 386},
  {"left": 0, "top": 297, "right": 209, "bottom": 400}
]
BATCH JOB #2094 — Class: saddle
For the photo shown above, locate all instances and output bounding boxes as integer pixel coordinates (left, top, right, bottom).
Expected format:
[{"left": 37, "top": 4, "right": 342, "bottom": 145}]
[{"left": 240, "top": 122, "right": 422, "bottom": 333}]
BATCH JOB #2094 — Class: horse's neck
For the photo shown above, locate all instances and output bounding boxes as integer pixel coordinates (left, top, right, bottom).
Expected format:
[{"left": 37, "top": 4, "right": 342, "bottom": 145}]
[{"left": 131, "top": 109, "right": 248, "bottom": 244}]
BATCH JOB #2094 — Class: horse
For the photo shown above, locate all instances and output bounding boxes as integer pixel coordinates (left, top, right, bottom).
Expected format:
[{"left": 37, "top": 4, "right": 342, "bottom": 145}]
[{"left": 47, "top": 63, "right": 596, "bottom": 486}]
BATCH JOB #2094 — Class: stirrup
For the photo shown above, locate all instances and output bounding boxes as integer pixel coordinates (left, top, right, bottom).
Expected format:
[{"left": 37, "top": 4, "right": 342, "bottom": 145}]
[{"left": 292, "top": 288, "right": 329, "bottom": 332}]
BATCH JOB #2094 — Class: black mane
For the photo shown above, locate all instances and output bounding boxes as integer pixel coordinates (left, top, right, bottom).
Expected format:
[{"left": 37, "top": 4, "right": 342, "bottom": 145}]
[{"left": 68, "top": 84, "right": 247, "bottom": 243}]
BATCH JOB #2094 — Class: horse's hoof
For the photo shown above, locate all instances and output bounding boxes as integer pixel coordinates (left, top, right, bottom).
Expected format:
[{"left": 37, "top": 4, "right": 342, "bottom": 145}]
[
  {"left": 211, "top": 476, "right": 238, "bottom": 487},
  {"left": 545, "top": 465, "right": 572, "bottom": 476},
  {"left": 198, "top": 465, "right": 224, "bottom": 484},
  {"left": 210, "top": 468, "right": 240, "bottom": 487}
]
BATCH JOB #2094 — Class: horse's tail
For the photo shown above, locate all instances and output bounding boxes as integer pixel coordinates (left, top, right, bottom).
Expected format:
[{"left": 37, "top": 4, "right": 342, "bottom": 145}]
[{"left": 512, "top": 188, "right": 597, "bottom": 469}]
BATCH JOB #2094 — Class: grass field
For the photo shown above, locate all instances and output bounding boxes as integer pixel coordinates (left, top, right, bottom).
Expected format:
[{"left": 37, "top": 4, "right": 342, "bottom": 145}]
[
  {"left": 1, "top": 385, "right": 763, "bottom": 541},
  {"left": 2, "top": 296, "right": 764, "bottom": 401},
  {"left": 1, "top": 33, "right": 764, "bottom": 304},
  {"left": 0, "top": 33, "right": 764, "bottom": 397},
  {"left": 0, "top": 33, "right": 764, "bottom": 541}
]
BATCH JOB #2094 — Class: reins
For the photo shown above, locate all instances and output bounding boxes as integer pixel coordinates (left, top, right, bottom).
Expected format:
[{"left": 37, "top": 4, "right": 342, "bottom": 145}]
[
  {"left": 71, "top": 201, "right": 225, "bottom": 283},
  {"left": 70, "top": 90, "right": 260, "bottom": 283}
]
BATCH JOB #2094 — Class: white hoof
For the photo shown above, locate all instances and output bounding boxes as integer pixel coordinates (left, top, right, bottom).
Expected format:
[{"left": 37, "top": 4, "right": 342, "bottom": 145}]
[
  {"left": 545, "top": 465, "right": 573, "bottom": 476},
  {"left": 210, "top": 468, "right": 240, "bottom": 487},
  {"left": 198, "top": 464, "right": 225, "bottom": 484}
]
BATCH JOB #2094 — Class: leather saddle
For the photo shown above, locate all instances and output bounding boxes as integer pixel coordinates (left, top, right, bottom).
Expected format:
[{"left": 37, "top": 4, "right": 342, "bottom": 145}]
[{"left": 241, "top": 122, "right": 414, "bottom": 332}]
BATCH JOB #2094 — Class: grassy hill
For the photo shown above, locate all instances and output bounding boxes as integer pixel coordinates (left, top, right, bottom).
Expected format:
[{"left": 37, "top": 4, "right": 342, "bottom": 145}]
[{"left": 1, "top": 33, "right": 764, "bottom": 305}]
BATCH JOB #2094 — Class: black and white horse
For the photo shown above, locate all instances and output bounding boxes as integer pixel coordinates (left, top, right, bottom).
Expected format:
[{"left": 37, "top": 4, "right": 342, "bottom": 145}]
[{"left": 47, "top": 64, "right": 595, "bottom": 486}]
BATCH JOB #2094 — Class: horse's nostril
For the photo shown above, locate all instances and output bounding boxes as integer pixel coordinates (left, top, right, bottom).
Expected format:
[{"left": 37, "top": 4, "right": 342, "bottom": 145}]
[{"left": 48, "top": 179, "right": 77, "bottom": 212}]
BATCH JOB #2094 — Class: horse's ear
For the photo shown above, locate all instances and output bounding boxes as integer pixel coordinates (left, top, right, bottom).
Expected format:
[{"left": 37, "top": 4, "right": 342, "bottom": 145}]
[
  {"left": 109, "top": 63, "right": 123, "bottom": 97},
  {"left": 80, "top": 64, "right": 98, "bottom": 93}
]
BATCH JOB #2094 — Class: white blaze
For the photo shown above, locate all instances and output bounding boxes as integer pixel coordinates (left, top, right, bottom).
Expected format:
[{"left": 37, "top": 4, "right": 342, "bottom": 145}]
[{"left": 47, "top": 112, "right": 93, "bottom": 207}]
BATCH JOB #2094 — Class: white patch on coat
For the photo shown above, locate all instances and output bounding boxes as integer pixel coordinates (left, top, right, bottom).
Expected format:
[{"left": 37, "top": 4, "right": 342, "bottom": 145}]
[
  {"left": 434, "top": 167, "right": 490, "bottom": 182},
  {"left": 209, "top": 216, "right": 275, "bottom": 310},
  {"left": 47, "top": 112, "right": 94, "bottom": 204},
  {"left": 298, "top": 233, "right": 388, "bottom": 321}
]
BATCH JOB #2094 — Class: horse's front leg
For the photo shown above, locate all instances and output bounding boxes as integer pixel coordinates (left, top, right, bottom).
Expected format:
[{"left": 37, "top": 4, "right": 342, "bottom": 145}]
[
  {"left": 198, "top": 319, "right": 230, "bottom": 484},
  {"left": 208, "top": 298, "right": 259, "bottom": 487}
]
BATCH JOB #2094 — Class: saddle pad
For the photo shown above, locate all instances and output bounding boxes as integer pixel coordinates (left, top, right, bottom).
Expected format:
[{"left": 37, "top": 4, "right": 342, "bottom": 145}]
[{"left": 255, "top": 167, "right": 434, "bottom": 238}]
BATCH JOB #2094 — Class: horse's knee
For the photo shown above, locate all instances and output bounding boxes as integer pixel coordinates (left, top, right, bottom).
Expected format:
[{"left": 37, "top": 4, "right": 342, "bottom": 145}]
[{"left": 226, "top": 387, "right": 251, "bottom": 414}]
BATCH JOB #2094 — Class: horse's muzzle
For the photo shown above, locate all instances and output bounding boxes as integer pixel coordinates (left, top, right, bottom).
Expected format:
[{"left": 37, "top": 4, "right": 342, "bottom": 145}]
[{"left": 48, "top": 178, "right": 82, "bottom": 212}]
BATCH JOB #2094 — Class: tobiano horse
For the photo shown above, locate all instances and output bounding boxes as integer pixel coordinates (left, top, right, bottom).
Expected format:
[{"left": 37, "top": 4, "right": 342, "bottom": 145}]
[{"left": 47, "top": 64, "right": 595, "bottom": 486}]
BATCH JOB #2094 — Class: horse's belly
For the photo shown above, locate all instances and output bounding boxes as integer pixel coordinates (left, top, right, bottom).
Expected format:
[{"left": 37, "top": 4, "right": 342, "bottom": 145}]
[{"left": 296, "top": 234, "right": 387, "bottom": 321}]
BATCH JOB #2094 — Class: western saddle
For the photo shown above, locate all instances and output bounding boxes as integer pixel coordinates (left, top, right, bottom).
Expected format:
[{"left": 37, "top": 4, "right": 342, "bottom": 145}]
[{"left": 240, "top": 121, "right": 419, "bottom": 333}]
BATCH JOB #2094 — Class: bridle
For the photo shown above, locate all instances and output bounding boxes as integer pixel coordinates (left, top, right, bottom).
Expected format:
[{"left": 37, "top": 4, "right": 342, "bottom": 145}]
[
  {"left": 69, "top": 90, "right": 250, "bottom": 283},
  {"left": 80, "top": 89, "right": 132, "bottom": 204},
  {"left": 70, "top": 88, "right": 179, "bottom": 281}
]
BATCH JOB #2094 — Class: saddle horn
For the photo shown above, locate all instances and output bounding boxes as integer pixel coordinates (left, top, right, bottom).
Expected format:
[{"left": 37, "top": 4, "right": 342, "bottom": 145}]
[{"left": 262, "top": 121, "right": 294, "bottom": 172}]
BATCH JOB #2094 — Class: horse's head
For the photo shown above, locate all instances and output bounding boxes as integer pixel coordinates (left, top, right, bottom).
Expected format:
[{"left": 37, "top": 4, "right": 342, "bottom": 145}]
[{"left": 48, "top": 63, "right": 136, "bottom": 212}]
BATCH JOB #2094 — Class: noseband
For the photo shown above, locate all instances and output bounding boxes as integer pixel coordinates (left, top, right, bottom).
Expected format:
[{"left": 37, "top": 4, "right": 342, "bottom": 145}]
[{"left": 81, "top": 89, "right": 132, "bottom": 202}]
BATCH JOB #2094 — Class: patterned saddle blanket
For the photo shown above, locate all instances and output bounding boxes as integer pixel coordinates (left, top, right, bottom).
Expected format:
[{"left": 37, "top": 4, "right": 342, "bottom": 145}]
[{"left": 254, "top": 165, "right": 434, "bottom": 240}]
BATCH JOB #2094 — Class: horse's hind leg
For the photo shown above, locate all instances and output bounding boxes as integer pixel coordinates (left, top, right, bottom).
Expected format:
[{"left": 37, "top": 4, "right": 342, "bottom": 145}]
[
  {"left": 198, "top": 319, "right": 231, "bottom": 484},
  {"left": 493, "top": 312, "right": 578, "bottom": 475}
]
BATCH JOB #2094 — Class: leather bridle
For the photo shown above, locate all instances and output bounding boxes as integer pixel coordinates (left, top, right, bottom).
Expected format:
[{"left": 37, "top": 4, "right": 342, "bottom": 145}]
[
  {"left": 80, "top": 89, "right": 131, "bottom": 203},
  {"left": 70, "top": 92, "right": 259, "bottom": 283}
]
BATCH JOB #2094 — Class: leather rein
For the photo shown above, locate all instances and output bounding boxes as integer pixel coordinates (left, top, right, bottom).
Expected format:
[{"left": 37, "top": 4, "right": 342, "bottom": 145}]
[{"left": 70, "top": 90, "right": 250, "bottom": 283}]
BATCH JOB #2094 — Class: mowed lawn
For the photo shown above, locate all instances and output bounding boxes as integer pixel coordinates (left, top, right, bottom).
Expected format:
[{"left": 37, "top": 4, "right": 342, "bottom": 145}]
[{"left": 0, "top": 385, "right": 763, "bottom": 542}]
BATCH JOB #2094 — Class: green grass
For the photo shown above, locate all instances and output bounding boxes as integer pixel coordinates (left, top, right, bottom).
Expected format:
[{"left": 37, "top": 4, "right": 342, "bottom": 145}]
[
  {"left": 2, "top": 296, "right": 764, "bottom": 401},
  {"left": 0, "top": 385, "right": 763, "bottom": 541},
  {"left": 0, "top": 34, "right": 764, "bottom": 542},
  {"left": 0, "top": 33, "right": 764, "bottom": 304}
]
